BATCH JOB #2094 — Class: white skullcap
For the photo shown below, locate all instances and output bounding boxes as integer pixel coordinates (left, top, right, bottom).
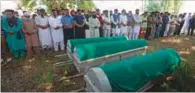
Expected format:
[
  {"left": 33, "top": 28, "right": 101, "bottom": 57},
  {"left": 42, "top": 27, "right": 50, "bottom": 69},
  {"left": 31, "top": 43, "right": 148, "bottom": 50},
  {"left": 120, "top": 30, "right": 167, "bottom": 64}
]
[{"left": 24, "top": 12, "right": 30, "bottom": 16}]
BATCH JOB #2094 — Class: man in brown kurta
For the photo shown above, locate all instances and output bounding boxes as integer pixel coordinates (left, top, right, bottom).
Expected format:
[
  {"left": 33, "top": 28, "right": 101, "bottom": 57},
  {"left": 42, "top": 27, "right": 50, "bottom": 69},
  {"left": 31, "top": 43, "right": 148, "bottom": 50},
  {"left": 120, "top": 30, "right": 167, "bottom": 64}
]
[{"left": 22, "top": 12, "right": 40, "bottom": 58}]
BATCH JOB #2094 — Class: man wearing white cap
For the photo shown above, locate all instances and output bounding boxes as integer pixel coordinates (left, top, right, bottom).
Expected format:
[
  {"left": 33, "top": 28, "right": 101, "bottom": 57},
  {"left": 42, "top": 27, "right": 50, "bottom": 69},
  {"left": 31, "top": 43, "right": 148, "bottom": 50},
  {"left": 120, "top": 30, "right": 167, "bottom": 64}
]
[
  {"left": 22, "top": 12, "right": 40, "bottom": 58},
  {"left": 35, "top": 9, "right": 52, "bottom": 54}
]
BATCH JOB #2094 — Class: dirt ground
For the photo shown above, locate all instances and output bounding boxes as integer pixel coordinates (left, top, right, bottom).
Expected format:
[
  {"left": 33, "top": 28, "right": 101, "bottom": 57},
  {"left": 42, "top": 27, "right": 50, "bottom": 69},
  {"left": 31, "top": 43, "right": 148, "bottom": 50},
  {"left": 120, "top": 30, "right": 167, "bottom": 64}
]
[{"left": 1, "top": 36, "right": 195, "bottom": 92}]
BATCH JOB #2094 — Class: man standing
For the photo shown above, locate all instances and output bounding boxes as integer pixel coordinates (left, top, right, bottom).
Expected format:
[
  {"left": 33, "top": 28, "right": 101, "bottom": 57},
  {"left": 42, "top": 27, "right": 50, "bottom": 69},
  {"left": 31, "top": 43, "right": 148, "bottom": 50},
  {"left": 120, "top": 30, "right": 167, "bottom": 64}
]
[
  {"left": 88, "top": 11, "right": 101, "bottom": 38},
  {"left": 103, "top": 10, "right": 111, "bottom": 37},
  {"left": 111, "top": 9, "right": 120, "bottom": 36},
  {"left": 140, "top": 12, "right": 148, "bottom": 39},
  {"left": 132, "top": 9, "right": 141, "bottom": 40},
  {"left": 120, "top": 10, "right": 128, "bottom": 37},
  {"left": 188, "top": 14, "right": 195, "bottom": 36},
  {"left": 49, "top": 9, "right": 64, "bottom": 52},
  {"left": 22, "top": 12, "right": 40, "bottom": 58},
  {"left": 96, "top": 9, "right": 104, "bottom": 37},
  {"left": 1, "top": 9, "right": 26, "bottom": 58},
  {"left": 127, "top": 10, "right": 135, "bottom": 39},
  {"left": 74, "top": 9, "right": 86, "bottom": 38},
  {"left": 182, "top": 13, "right": 192, "bottom": 35},
  {"left": 61, "top": 9, "right": 74, "bottom": 48},
  {"left": 160, "top": 12, "right": 169, "bottom": 37},
  {"left": 35, "top": 9, "right": 52, "bottom": 53}
]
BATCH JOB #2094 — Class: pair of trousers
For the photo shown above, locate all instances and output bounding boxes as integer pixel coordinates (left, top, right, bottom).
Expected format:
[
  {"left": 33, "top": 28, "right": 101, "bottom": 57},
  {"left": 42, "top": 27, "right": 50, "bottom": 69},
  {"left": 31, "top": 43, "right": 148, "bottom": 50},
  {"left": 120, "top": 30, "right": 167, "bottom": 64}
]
[
  {"left": 99, "top": 27, "right": 104, "bottom": 37},
  {"left": 103, "top": 28, "right": 111, "bottom": 37},
  {"left": 188, "top": 27, "right": 195, "bottom": 36},
  {"left": 53, "top": 41, "right": 64, "bottom": 51},
  {"left": 64, "top": 28, "right": 74, "bottom": 46},
  {"left": 128, "top": 26, "right": 133, "bottom": 39},
  {"left": 145, "top": 27, "right": 152, "bottom": 40},
  {"left": 154, "top": 25, "right": 162, "bottom": 38},
  {"left": 160, "top": 24, "right": 167, "bottom": 37},
  {"left": 75, "top": 27, "right": 86, "bottom": 39}
]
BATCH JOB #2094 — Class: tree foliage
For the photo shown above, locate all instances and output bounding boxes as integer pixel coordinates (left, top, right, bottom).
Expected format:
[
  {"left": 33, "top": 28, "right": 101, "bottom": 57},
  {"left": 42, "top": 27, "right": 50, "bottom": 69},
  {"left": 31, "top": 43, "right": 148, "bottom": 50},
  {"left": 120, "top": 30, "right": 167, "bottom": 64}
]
[
  {"left": 145, "top": 0, "right": 182, "bottom": 14},
  {"left": 18, "top": 0, "right": 96, "bottom": 13},
  {"left": 39, "top": 0, "right": 96, "bottom": 13},
  {"left": 18, "top": 0, "right": 37, "bottom": 11}
]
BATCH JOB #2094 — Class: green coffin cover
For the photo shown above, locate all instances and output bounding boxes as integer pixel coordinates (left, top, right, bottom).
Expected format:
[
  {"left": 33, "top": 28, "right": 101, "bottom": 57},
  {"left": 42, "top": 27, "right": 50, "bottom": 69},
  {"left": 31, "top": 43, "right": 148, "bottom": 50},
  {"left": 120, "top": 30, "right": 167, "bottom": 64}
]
[
  {"left": 76, "top": 40, "right": 148, "bottom": 61},
  {"left": 100, "top": 48, "right": 181, "bottom": 92},
  {"left": 68, "top": 36, "right": 127, "bottom": 52}
]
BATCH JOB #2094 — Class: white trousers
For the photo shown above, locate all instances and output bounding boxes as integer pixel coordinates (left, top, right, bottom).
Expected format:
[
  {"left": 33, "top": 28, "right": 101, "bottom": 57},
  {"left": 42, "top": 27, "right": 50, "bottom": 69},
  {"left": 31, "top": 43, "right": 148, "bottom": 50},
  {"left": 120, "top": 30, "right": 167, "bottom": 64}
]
[
  {"left": 120, "top": 26, "right": 128, "bottom": 37},
  {"left": 112, "top": 27, "right": 121, "bottom": 36},
  {"left": 85, "top": 29, "right": 91, "bottom": 38},
  {"left": 103, "top": 28, "right": 111, "bottom": 37},
  {"left": 132, "top": 25, "right": 140, "bottom": 40},
  {"left": 51, "top": 28, "right": 64, "bottom": 51},
  {"left": 38, "top": 28, "right": 52, "bottom": 49},
  {"left": 90, "top": 28, "right": 100, "bottom": 38}
]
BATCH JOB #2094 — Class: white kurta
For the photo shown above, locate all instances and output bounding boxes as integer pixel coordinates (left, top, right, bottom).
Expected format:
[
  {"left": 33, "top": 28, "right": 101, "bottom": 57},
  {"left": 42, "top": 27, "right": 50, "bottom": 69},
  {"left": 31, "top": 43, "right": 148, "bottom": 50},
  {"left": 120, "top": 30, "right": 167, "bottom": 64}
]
[
  {"left": 181, "top": 16, "right": 192, "bottom": 34},
  {"left": 132, "top": 14, "right": 141, "bottom": 40},
  {"left": 88, "top": 17, "right": 100, "bottom": 38},
  {"left": 120, "top": 15, "right": 128, "bottom": 35},
  {"left": 111, "top": 14, "right": 121, "bottom": 36},
  {"left": 48, "top": 16, "right": 64, "bottom": 51},
  {"left": 103, "top": 15, "right": 111, "bottom": 37},
  {"left": 35, "top": 15, "right": 52, "bottom": 49}
]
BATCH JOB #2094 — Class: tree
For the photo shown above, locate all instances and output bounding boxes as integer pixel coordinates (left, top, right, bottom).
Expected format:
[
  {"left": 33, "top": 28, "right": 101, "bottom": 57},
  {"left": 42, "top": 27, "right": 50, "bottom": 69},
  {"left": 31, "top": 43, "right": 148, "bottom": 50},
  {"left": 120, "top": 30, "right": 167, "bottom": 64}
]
[
  {"left": 145, "top": 0, "right": 182, "bottom": 14},
  {"left": 39, "top": 0, "right": 96, "bottom": 13},
  {"left": 146, "top": 0, "right": 162, "bottom": 12},
  {"left": 18, "top": 0, "right": 37, "bottom": 11}
]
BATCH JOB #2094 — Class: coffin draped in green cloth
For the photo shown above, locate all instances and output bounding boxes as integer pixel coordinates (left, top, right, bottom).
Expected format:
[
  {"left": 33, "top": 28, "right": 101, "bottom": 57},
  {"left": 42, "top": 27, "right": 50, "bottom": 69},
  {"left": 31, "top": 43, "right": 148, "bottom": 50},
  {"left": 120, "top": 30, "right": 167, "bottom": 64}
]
[
  {"left": 68, "top": 36, "right": 127, "bottom": 52},
  {"left": 75, "top": 40, "right": 147, "bottom": 61},
  {"left": 100, "top": 48, "right": 181, "bottom": 92}
]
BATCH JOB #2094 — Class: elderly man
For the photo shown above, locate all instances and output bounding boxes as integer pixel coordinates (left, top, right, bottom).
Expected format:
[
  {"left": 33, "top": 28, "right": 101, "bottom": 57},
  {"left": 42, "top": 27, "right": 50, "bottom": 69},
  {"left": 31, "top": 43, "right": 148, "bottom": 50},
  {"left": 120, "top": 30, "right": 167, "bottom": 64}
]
[
  {"left": 103, "top": 10, "right": 111, "bottom": 37},
  {"left": 1, "top": 9, "right": 26, "bottom": 58},
  {"left": 111, "top": 9, "right": 120, "bottom": 36},
  {"left": 35, "top": 9, "right": 52, "bottom": 53},
  {"left": 132, "top": 9, "right": 141, "bottom": 40},
  {"left": 120, "top": 9, "right": 128, "bottom": 37},
  {"left": 22, "top": 12, "right": 40, "bottom": 58},
  {"left": 88, "top": 11, "right": 101, "bottom": 38},
  {"left": 49, "top": 9, "right": 64, "bottom": 52}
]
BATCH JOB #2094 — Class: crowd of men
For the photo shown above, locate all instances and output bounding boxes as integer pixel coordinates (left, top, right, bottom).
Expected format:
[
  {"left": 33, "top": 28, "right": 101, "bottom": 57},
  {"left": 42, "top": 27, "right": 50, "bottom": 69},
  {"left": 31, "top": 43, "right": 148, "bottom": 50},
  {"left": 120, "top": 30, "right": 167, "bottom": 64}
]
[{"left": 1, "top": 8, "right": 195, "bottom": 62}]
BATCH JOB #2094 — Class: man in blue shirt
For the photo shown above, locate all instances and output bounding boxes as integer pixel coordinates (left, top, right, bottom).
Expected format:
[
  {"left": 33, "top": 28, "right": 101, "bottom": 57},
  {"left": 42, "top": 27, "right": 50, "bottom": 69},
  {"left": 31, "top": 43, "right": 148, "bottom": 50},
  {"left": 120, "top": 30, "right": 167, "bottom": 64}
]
[
  {"left": 61, "top": 9, "right": 74, "bottom": 48},
  {"left": 73, "top": 9, "right": 86, "bottom": 38}
]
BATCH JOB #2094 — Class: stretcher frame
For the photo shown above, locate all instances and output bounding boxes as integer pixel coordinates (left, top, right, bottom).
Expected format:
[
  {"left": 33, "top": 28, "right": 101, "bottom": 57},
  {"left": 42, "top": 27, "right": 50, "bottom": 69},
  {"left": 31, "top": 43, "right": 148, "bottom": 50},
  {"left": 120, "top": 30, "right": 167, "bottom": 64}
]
[
  {"left": 84, "top": 67, "right": 154, "bottom": 92},
  {"left": 72, "top": 46, "right": 148, "bottom": 73}
]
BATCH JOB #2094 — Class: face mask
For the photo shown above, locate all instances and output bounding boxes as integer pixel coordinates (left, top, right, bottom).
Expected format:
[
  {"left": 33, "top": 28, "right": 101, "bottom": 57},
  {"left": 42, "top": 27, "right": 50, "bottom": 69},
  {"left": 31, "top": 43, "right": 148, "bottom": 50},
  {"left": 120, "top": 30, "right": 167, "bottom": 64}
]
[
  {"left": 81, "top": 13, "right": 84, "bottom": 15},
  {"left": 92, "top": 15, "right": 96, "bottom": 18}
]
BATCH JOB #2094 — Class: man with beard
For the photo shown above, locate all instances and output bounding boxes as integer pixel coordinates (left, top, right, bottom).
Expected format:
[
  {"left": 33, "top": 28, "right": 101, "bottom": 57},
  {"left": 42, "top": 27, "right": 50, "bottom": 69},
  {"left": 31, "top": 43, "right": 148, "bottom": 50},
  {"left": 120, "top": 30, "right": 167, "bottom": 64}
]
[
  {"left": 88, "top": 11, "right": 101, "bottom": 38},
  {"left": 22, "top": 12, "right": 40, "bottom": 59},
  {"left": 111, "top": 9, "right": 120, "bottom": 36},
  {"left": 35, "top": 9, "right": 52, "bottom": 54},
  {"left": 103, "top": 10, "right": 111, "bottom": 37},
  {"left": 49, "top": 9, "right": 64, "bottom": 52},
  {"left": 120, "top": 9, "right": 128, "bottom": 37},
  {"left": 132, "top": 9, "right": 141, "bottom": 40},
  {"left": 1, "top": 9, "right": 26, "bottom": 58},
  {"left": 96, "top": 9, "right": 104, "bottom": 37}
]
